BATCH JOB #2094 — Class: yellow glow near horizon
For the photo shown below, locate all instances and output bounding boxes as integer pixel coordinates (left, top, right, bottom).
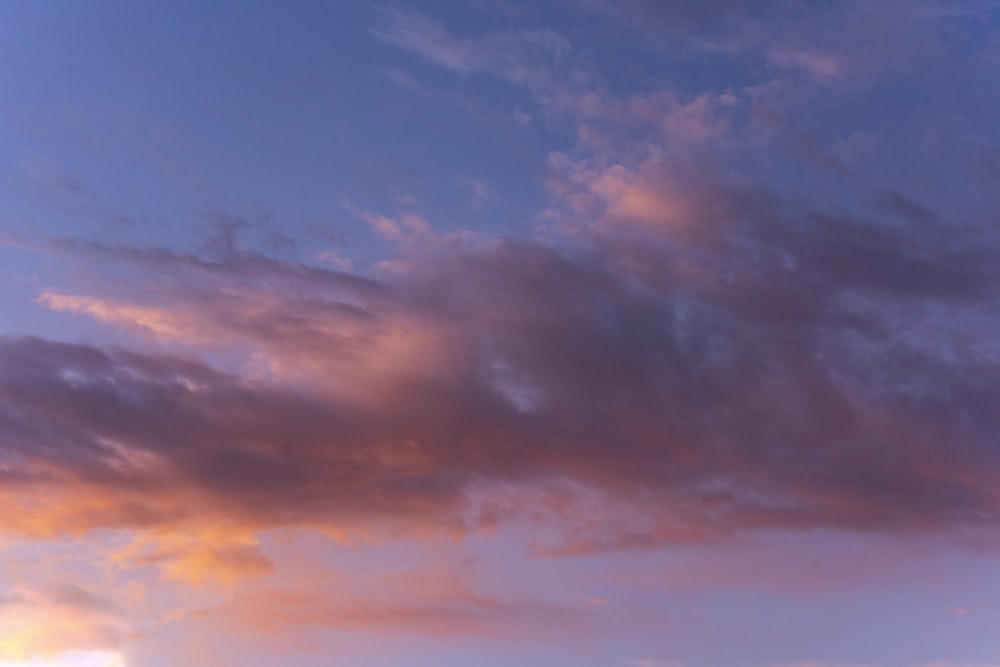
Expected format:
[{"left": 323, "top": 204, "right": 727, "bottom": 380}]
[{"left": 0, "top": 652, "right": 124, "bottom": 667}]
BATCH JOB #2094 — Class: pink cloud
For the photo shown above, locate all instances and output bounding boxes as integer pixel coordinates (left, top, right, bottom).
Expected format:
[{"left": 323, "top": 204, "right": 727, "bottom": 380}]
[
  {"left": 10, "top": 189, "right": 1000, "bottom": 560},
  {"left": 0, "top": 584, "right": 130, "bottom": 659}
]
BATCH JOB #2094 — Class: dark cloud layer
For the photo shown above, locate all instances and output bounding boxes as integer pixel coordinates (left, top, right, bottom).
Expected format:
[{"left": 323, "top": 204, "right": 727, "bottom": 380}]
[
  {"left": 5, "top": 180, "right": 1000, "bottom": 552},
  {"left": 3, "top": 0, "right": 1000, "bottom": 564}
]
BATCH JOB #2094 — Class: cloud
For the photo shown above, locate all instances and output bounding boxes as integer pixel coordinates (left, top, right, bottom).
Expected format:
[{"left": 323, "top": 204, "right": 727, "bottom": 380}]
[
  {"left": 627, "top": 659, "right": 686, "bottom": 667},
  {"left": 456, "top": 175, "right": 496, "bottom": 209},
  {"left": 3, "top": 0, "right": 1000, "bottom": 585},
  {"left": 575, "top": 0, "right": 964, "bottom": 91},
  {"left": 215, "top": 586, "right": 590, "bottom": 641},
  {"left": 0, "top": 584, "right": 129, "bottom": 659},
  {"left": 4, "top": 3, "right": 1000, "bottom": 666},
  {"left": 768, "top": 48, "right": 842, "bottom": 80},
  {"left": 9, "top": 0, "right": 1000, "bottom": 558},
  {"left": 375, "top": 7, "right": 484, "bottom": 74},
  {"left": 375, "top": 7, "right": 594, "bottom": 118},
  {"left": 108, "top": 529, "right": 274, "bottom": 587},
  {"left": 137, "top": 552, "right": 597, "bottom": 654},
  {"left": 8, "top": 164, "right": 1000, "bottom": 558},
  {"left": 342, "top": 202, "right": 432, "bottom": 243}
]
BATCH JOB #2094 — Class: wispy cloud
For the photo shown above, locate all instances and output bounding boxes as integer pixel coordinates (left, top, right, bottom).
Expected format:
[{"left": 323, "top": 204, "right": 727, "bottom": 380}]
[
  {"left": 376, "top": 7, "right": 485, "bottom": 74},
  {"left": 456, "top": 175, "right": 495, "bottom": 209},
  {"left": 10, "top": 171, "right": 1000, "bottom": 558}
]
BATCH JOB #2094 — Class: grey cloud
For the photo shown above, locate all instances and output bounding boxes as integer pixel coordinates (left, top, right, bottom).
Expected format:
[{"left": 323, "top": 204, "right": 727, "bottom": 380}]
[{"left": 5, "top": 193, "right": 1000, "bottom": 548}]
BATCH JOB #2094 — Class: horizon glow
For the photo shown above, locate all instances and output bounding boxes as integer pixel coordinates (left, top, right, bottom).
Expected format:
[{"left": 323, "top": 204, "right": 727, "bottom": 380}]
[{"left": 0, "top": 652, "right": 123, "bottom": 667}]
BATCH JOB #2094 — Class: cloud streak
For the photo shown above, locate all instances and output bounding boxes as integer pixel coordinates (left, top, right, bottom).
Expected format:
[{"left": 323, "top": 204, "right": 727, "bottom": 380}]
[{"left": 8, "top": 179, "right": 1000, "bottom": 558}]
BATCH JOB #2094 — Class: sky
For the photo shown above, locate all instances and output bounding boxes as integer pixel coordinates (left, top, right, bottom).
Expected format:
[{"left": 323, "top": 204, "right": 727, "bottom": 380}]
[{"left": 1, "top": 1, "right": 1000, "bottom": 666}]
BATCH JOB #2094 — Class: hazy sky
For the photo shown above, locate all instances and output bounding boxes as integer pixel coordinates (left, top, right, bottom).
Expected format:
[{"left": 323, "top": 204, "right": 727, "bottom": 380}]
[{"left": 2, "top": 2, "right": 1000, "bottom": 666}]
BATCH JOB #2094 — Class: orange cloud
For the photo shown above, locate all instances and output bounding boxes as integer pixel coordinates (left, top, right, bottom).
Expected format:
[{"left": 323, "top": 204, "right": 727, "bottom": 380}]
[
  {"left": 108, "top": 527, "right": 273, "bottom": 588},
  {"left": 8, "top": 155, "right": 1000, "bottom": 568},
  {"left": 0, "top": 585, "right": 129, "bottom": 660},
  {"left": 37, "top": 291, "right": 195, "bottom": 339}
]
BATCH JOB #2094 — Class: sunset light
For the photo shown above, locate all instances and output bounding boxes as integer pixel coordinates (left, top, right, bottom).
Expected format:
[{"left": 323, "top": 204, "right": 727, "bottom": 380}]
[
  {"left": 2, "top": 1, "right": 1000, "bottom": 666},
  {"left": 0, "top": 653, "right": 124, "bottom": 667}
]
